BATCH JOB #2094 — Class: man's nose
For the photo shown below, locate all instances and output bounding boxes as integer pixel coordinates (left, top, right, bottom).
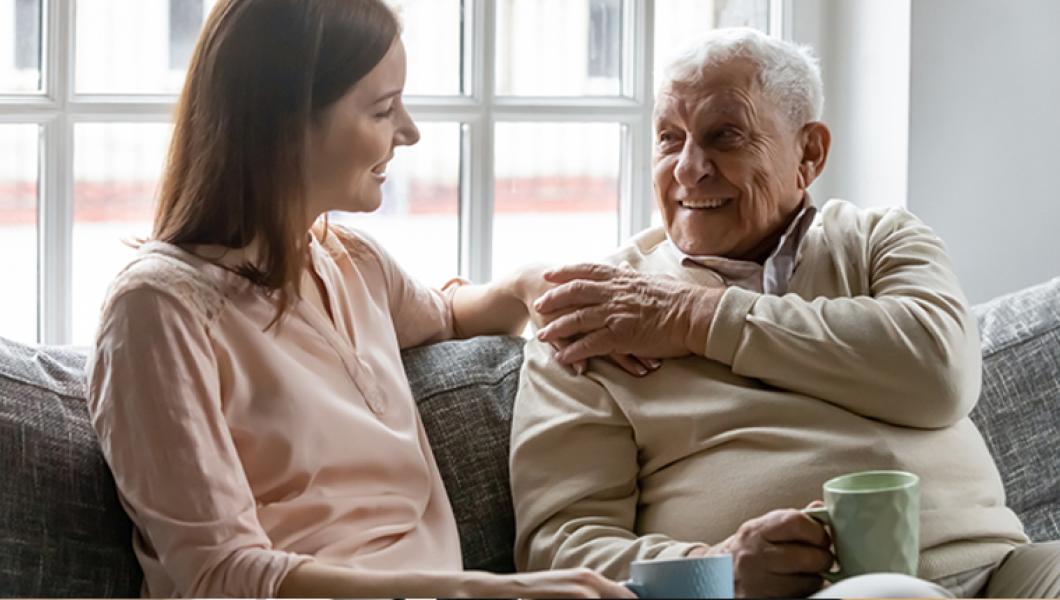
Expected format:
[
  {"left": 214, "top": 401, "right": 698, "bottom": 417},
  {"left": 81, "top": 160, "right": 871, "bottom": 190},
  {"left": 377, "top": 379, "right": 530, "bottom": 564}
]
[{"left": 674, "top": 143, "right": 714, "bottom": 188}]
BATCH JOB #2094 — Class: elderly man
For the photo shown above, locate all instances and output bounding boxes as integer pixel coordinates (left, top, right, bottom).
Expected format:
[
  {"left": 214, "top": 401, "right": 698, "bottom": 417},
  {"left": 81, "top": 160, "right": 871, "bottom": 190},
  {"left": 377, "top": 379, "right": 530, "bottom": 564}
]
[{"left": 510, "top": 28, "right": 1060, "bottom": 598}]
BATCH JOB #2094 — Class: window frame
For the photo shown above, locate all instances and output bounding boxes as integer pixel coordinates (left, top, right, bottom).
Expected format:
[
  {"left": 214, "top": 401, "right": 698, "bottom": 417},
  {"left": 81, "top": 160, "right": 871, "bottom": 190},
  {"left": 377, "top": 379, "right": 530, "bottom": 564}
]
[{"left": 0, "top": 0, "right": 788, "bottom": 345}]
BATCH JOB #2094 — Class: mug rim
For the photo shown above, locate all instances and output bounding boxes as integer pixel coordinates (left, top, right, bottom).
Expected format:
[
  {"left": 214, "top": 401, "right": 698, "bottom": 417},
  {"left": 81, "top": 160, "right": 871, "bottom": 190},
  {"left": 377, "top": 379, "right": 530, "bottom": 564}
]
[
  {"left": 823, "top": 469, "right": 919, "bottom": 494},
  {"left": 630, "top": 553, "right": 733, "bottom": 566}
]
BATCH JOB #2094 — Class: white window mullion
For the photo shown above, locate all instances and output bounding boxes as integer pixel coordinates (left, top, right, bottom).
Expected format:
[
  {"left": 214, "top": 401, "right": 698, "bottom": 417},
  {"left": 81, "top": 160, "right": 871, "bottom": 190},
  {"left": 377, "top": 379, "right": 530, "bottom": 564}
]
[
  {"left": 39, "top": 0, "right": 74, "bottom": 344},
  {"left": 461, "top": 0, "right": 495, "bottom": 284},
  {"left": 620, "top": 0, "right": 654, "bottom": 243}
]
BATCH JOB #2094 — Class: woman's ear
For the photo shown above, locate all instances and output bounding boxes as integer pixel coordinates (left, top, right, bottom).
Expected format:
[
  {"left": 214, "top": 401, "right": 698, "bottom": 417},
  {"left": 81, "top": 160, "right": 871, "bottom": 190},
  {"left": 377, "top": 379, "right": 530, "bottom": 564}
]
[{"left": 797, "top": 121, "right": 831, "bottom": 190}]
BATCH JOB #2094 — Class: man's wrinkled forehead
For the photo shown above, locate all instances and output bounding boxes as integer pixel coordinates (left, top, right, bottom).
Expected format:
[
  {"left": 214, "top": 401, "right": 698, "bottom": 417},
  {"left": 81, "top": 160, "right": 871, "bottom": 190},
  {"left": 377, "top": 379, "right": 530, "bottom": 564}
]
[{"left": 654, "top": 58, "right": 762, "bottom": 123}]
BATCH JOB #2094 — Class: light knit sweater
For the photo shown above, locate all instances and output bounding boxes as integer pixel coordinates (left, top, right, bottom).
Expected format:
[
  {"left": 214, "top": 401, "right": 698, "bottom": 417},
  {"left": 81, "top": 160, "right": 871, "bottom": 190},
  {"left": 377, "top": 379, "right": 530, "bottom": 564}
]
[
  {"left": 510, "top": 199, "right": 1027, "bottom": 582},
  {"left": 86, "top": 227, "right": 462, "bottom": 597}
]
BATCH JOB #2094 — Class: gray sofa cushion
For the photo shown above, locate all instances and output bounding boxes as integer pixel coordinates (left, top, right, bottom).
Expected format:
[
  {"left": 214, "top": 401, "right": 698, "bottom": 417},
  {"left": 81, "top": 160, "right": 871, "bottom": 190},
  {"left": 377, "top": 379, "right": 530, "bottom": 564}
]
[
  {"left": 0, "top": 340, "right": 142, "bottom": 597},
  {"left": 971, "top": 276, "right": 1060, "bottom": 542},
  {"left": 404, "top": 335, "right": 524, "bottom": 573}
]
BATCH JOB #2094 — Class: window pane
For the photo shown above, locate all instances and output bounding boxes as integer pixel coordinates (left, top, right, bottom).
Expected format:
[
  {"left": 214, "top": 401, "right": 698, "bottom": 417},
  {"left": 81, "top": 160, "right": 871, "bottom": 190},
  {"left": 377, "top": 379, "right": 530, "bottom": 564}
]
[
  {"left": 332, "top": 122, "right": 460, "bottom": 287},
  {"left": 654, "top": 0, "right": 770, "bottom": 84},
  {"left": 493, "top": 122, "right": 620, "bottom": 278},
  {"left": 0, "top": 0, "right": 42, "bottom": 92},
  {"left": 73, "top": 123, "right": 171, "bottom": 345},
  {"left": 496, "top": 0, "right": 623, "bottom": 97},
  {"left": 390, "top": 0, "right": 463, "bottom": 96},
  {"left": 75, "top": 0, "right": 219, "bottom": 94},
  {"left": 0, "top": 124, "right": 39, "bottom": 343}
]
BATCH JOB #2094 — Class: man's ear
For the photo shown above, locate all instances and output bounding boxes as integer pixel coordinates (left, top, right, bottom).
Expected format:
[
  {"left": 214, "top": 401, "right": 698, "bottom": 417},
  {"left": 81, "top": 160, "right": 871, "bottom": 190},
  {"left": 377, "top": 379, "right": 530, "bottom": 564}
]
[{"left": 797, "top": 121, "right": 831, "bottom": 190}]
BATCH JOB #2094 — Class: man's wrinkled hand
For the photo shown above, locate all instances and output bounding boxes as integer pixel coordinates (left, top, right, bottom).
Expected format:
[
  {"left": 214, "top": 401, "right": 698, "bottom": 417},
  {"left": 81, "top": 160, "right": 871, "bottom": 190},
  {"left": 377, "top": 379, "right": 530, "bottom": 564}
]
[
  {"left": 712, "top": 505, "right": 834, "bottom": 598},
  {"left": 533, "top": 262, "right": 724, "bottom": 365},
  {"left": 515, "top": 263, "right": 662, "bottom": 377}
]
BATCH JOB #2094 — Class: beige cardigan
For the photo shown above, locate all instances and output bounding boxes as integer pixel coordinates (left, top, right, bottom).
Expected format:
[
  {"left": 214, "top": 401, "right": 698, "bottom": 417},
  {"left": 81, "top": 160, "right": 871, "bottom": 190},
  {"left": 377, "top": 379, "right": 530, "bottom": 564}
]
[{"left": 511, "top": 199, "right": 1027, "bottom": 582}]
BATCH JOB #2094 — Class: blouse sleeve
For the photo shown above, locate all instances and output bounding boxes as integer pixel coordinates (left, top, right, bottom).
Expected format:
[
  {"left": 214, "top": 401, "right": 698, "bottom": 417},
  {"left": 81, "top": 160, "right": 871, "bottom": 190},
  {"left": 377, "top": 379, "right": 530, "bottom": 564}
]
[
  {"left": 86, "top": 286, "right": 312, "bottom": 597},
  {"left": 335, "top": 226, "right": 457, "bottom": 349}
]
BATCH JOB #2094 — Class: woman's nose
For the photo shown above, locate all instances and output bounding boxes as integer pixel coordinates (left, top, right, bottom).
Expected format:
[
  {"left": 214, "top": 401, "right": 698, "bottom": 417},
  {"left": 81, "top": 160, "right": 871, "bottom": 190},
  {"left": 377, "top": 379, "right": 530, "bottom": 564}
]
[{"left": 395, "top": 104, "right": 420, "bottom": 147}]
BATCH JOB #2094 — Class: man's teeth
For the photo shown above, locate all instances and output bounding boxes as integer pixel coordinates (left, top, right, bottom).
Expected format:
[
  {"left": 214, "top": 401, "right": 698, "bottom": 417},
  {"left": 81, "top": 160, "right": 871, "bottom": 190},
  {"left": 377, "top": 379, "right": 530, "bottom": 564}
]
[{"left": 680, "top": 197, "right": 732, "bottom": 209}]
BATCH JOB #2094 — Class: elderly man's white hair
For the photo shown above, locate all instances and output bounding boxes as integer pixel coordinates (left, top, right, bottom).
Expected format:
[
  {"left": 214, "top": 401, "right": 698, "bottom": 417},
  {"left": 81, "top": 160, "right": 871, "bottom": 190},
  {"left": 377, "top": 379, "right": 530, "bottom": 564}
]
[{"left": 662, "top": 27, "right": 824, "bottom": 128}]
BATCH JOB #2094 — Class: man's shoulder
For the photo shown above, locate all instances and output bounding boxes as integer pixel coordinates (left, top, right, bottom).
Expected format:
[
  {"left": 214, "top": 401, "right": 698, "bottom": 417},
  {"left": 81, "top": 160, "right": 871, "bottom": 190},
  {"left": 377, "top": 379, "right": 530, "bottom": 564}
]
[
  {"left": 602, "top": 226, "right": 674, "bottom": 271},
  {"left": 817, "top": 198, "right": 923, "bottom": 236}
]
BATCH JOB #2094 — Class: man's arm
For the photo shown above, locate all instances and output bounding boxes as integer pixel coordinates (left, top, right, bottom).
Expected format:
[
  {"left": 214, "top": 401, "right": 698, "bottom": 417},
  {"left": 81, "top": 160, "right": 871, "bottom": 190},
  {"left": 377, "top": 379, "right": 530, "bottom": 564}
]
[
  {"left": 536, "top": 208, "right": 979, "bottom": 429},
  {"left": 511, "top": 340, "right": 706, "bottom": 579},
  {"left": 704, "top": 208, "right": 980, "bottom": 429}
]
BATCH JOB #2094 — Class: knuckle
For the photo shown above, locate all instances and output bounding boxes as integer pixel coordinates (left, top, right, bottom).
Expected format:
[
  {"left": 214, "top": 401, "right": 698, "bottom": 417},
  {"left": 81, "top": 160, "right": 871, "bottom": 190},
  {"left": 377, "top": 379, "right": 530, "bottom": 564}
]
[{"left": 574, "top": 568, "right": 598, "bottom": 584}]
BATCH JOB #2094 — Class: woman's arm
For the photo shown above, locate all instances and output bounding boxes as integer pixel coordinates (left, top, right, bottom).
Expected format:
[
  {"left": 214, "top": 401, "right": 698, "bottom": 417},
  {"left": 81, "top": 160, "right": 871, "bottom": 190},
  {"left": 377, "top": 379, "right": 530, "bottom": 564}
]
[
  {"left": 449, "top": 265, "right": 547, "bottom": 338},
  {"left": 278, "top": 560, "right": 635, "bottom": 598}
]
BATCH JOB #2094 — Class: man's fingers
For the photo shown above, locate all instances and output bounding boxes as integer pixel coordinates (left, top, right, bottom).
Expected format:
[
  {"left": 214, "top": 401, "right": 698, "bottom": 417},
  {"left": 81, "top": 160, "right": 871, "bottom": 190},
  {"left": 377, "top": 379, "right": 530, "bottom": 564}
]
[
  {"left": 543, "top": 263, "right": 620, "bottom": 284},
  {"left": 762, "top": 542, "right": 835, "bottom": 575},
  {"left": 534, "top": 280, "right": 610, "bottom": 314},
  {"left": 537, "top": 307, "right": 608, "bottom": 343},
  {"left": 609, "top": 353, "right": 649, "bottom": 377},
  {"left": 762, "top": 510, "right": 832, "bottom": 548},
  {"left": 555, "top": 329, "right": 618, "bottom": 364}
]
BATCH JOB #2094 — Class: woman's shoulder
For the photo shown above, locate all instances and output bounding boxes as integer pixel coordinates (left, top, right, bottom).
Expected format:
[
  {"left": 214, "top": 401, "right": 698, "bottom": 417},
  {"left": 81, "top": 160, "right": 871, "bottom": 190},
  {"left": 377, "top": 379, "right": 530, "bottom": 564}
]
[
  {"left": 316, "top": 222, "right": 397, "bottom": 274},
  {"left": 100, "top": 242, "right": 229, "bottom": 333}
]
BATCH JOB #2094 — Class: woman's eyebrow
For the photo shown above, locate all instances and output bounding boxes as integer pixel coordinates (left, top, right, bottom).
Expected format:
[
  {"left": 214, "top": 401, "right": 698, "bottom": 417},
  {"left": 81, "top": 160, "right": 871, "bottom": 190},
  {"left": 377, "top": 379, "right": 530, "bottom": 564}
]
[{"left": 372, "top": 89, "right": 402, "bottom": 104}]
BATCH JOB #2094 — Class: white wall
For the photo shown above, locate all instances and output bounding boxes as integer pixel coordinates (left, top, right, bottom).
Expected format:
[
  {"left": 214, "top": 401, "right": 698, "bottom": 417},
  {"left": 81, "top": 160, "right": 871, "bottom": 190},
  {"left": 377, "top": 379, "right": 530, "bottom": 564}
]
[
  {"left": 907, "top": 0, "right": 1060, "bottom": 303},
  {"left": 791, "top": 0, "right": 911, "bottom": 211},
  {"left": 794, "top": 0, "right": 1060, "bottom": 304}
]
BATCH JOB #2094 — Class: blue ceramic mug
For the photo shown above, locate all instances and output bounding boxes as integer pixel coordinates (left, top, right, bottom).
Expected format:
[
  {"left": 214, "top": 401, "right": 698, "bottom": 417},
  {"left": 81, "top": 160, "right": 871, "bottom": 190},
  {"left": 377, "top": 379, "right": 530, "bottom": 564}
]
[{"left": 623, "top": 554, "right": 734, "bottom": 599}]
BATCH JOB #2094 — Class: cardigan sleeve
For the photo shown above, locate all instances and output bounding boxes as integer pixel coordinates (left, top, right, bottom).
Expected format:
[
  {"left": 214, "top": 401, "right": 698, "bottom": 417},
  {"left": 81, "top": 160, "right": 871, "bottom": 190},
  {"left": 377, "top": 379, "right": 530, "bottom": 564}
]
[{"left": 705, "top": 206, "right": 981, "bottom": 429}]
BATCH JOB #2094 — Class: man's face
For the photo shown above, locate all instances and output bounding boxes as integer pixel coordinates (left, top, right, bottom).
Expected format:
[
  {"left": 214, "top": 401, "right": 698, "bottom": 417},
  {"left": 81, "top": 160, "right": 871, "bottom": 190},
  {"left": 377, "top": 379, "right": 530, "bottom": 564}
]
[{"left": 653, "top": 58, "right": 810, "bottom": 260}]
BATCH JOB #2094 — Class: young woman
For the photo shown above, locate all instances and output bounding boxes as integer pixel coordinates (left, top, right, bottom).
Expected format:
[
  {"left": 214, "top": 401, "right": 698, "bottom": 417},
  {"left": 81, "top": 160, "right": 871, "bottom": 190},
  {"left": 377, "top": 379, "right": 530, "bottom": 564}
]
[{"left": 86, "top": 0, "right": 633, "bottom": 597}]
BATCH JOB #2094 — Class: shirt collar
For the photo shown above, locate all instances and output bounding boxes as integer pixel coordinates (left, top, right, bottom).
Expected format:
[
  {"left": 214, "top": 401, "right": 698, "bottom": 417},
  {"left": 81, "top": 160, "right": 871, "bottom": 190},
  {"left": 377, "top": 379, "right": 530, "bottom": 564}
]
[{"left": 669, "top": 195, "right": 817, "bottom": 293}]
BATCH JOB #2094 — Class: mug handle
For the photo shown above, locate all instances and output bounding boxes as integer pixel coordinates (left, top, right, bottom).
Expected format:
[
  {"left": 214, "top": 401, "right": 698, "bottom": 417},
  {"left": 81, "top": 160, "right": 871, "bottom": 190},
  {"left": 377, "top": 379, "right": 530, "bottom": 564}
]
[
  {"left": 801, "top": 507, "right": 843, "bottom": 583},
  {"left": 620, "top": 580, "right": 645, "bottom": 598}
]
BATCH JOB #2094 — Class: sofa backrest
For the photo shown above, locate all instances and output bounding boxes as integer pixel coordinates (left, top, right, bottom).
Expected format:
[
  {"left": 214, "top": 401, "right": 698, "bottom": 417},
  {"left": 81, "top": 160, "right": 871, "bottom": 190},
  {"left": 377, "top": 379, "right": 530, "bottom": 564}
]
[
  {"left": 970, "top": 276, "right": 1060, "bottom": 542},
  {"left": 0, "top": 341, "right": 142, "bottom": 597}
]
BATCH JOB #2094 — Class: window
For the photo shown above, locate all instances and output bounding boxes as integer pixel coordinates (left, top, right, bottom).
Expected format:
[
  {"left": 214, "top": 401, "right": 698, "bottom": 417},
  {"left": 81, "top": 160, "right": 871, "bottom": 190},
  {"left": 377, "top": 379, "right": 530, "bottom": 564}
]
[
  {"left": 588, "top": 0, "right": 620, "bottom": 79},
  {"left": 4, "top": 0, "right": 41, "bottom": 92},
  {"left": 0, "top": 0, "right": 775, "bottom": 346},
  {"left": 168, "top": 0, "right": 204, "bottom": 70},
  {"left": 14, "top": 0, "right": 40, "bottom": 71}
]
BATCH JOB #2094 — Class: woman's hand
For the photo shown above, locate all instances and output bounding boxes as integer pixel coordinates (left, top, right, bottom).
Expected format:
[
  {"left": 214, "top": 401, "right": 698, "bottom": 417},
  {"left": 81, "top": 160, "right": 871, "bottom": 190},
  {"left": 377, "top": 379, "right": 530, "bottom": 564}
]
[
  {"left": 280, "top": 561, "right": 634, "bottom": 598},
  {"left": 463, "top": 568, "right": 637, "bottom": 599}
]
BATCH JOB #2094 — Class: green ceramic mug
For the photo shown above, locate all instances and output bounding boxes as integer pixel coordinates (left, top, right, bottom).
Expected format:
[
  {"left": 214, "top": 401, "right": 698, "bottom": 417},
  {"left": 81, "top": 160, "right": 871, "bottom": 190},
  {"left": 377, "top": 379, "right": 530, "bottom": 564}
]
[{"left": 802, "top": 470, "right": 920, "bottom": 581}]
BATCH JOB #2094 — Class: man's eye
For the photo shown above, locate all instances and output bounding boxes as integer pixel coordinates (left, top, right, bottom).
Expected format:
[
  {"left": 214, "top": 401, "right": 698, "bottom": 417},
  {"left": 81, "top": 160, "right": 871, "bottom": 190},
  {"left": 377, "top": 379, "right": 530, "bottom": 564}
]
[
  {"left": 657, "top": 132, "right": 680, "bottom": 146},
  {"left": 714, "top": 128, "right": 743, "bottom": 142}
]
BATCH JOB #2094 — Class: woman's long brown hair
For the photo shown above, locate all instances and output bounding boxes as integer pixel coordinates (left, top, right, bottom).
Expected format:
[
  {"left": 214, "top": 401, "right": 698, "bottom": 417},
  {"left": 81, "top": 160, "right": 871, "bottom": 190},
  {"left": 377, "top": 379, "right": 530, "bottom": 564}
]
[{"left": 154, "top": 0, "right": 398, "bottom": 327}]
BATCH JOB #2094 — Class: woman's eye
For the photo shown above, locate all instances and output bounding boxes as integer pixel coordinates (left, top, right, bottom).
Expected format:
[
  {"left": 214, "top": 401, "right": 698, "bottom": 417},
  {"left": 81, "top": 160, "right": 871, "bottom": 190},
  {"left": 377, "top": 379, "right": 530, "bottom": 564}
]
[{"left": 375, "top": 106, "right": 395, "bottom": 119}]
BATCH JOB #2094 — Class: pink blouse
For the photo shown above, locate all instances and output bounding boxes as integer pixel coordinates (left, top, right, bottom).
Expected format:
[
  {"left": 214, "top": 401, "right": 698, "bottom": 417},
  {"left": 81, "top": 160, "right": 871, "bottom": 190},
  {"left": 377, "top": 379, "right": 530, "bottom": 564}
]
[{"left": 86, "top": 226, "right": 463, "bottom": 597}]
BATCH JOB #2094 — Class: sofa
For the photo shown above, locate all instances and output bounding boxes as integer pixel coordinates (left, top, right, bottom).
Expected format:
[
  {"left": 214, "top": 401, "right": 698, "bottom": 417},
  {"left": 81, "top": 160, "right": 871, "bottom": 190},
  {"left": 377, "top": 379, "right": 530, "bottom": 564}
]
[{"left": 2, "top": 277, "right": 1058, "bottom": 597}]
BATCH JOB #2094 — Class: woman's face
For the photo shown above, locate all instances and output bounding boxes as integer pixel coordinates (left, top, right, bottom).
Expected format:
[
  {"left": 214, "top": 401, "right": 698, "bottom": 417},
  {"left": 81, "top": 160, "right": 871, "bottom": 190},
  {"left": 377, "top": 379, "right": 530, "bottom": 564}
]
[{"left": 305, "top": 38, "right": 419, "bottom": 221}]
